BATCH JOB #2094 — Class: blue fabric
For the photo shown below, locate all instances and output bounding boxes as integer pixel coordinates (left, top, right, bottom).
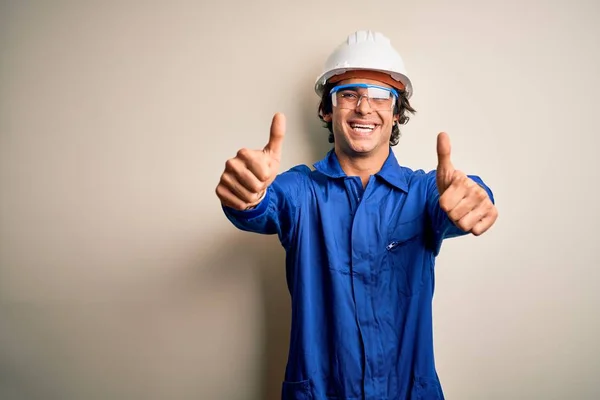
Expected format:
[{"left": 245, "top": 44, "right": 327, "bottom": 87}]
[{"left": 222, "top": 148, "right": 494, "bottom": 400}]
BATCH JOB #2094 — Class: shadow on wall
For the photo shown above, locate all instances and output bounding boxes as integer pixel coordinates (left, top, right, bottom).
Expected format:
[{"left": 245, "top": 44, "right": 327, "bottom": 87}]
[
  {"left": 198, "top": 228, "right": 290, "bottom": 400},
  {"left": 255, "top": 235, "right": 292, "bottom": 400},
  {"left": 257, "top": 91, "right": 333, "bottom": 399},
  {"left": 206, "top": 91, "right": 332, "bottom": 400},
  {"left": 253, "top": 89, "right": 333, "bottom": 400}
]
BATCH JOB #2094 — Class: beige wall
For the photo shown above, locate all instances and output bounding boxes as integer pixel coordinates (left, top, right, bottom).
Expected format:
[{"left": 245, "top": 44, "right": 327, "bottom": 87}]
[{"left": 1, "top": 1, "right": 599, "bottom": 399}]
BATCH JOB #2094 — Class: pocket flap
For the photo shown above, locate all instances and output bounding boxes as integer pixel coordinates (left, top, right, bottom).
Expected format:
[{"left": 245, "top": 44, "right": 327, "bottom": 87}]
[{"left": 388, "top": 213, "right": 424, "bottom": 247}]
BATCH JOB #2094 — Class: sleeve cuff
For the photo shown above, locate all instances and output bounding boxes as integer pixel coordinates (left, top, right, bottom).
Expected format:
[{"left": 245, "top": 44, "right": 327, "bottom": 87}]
[{"left": 222, "top": 189, "right": 271, "bottom": 220}]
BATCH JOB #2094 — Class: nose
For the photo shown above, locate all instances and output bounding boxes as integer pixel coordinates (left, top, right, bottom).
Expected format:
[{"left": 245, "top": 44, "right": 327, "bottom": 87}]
[{"left": 355, "top": 95, "right": 373, "bottom": 115}]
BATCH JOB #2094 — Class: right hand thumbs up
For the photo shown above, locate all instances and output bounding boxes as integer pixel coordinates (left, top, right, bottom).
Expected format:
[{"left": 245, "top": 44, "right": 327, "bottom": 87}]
[{"left": 216, "top": 113, "right": 286, "bottom": 210}]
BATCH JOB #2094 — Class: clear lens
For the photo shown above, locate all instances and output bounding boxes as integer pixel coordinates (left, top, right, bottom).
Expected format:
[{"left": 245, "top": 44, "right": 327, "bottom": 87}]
[{"left": 331, "top": 84, "right": 397, "bottom": 111}]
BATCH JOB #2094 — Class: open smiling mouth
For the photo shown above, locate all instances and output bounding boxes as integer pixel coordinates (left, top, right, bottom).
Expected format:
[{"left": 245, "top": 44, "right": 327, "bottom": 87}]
[{"left": 349, "top": 123, "right": 378, "bottom": 134}]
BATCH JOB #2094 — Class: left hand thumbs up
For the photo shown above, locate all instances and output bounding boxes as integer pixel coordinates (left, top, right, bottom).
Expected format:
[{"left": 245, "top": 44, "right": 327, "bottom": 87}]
[{"left": 435, "top": 132, "right": 498, "bottom": 236}]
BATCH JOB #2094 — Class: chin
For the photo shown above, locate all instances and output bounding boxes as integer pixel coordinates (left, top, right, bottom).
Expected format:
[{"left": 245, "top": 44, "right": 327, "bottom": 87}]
[
  {"left": 349, "top": 133, "right": 385, "bottom": 151},
  {"left": 345, "top": 140, "right": 379, "bottom": 155}
]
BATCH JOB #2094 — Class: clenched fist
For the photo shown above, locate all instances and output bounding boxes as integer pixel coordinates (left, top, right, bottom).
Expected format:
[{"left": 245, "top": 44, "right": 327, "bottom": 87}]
[
  {"left": 216, "top": 113, "right": 286, "bottom": 210},
  {"left": 436, "top": 132, "right": 498, "bottom": 236}
]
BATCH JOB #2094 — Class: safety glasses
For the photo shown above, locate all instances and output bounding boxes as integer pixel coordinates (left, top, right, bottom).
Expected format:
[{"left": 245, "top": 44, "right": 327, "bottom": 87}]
[{"left": 330, "top": 84, "right": 398, "bottom": 111}]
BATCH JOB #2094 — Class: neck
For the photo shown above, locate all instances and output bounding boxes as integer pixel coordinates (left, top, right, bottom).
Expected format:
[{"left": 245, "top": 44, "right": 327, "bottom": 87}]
[{"left": 335, "top": 146, "right": 390, "bottom": 187}]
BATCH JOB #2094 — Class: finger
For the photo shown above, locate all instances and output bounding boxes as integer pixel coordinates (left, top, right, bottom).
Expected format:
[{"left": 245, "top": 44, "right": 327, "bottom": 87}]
[
  {"left": 263, "top": 112, "right": 286, "bottom": 159},
  {"left": 225, "top": 155, "right": 246, "bottom": 174},
  {"left": 231, "top": 150, "right": 269, "bottom": 191},
  {"left": 446, "top": 196, "right": 478, "bottom": 222},
  {"left": 245, "top": 156, "right": 271, "bottom": 182},
  {"left": 229, "top": 151, "right": 270, "bottom": 183},
  {"left": 220, "top": 173, "right": 259, "bottom": 204},
  {"left": 436, "top": 132, "right": 454, "bottom": 174},
  {"left": 438, "top": 172, "right": 469, "bottom": 212},
  {"left": 446, "top": 182, "right": 489, "bottom": 221},
  {"left": 471, "top": 208, "right": 498, "bottom": 236},
  {"left": 230, "top": 165, "right": 266, "bottom": 194},
  {"left": 456, "top": 201, "right": 494, "bottom": 232},
  {"left": 215, "top": 184, "right": 247, "bottom": 211}
]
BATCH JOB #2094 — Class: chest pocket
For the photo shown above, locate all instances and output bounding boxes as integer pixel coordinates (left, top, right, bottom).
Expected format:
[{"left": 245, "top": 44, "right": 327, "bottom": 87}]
[{"left": 384, "top": 213, "right": 427, "bottom": 297}]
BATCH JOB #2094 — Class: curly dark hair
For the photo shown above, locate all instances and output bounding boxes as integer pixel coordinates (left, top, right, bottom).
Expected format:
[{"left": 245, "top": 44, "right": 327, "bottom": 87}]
[{"left": 317, "top": 82, "right": 416, "bottom": 146}]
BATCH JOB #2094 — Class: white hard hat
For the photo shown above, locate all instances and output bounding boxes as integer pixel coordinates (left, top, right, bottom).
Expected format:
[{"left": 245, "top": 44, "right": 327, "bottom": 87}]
[{"left": 314, "top": 30, "right": 413, "bottom": 99}]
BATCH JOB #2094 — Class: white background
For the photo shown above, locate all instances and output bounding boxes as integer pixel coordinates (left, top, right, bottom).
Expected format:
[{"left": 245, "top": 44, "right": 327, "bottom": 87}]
[{"left": 1, "top": 1, "right": 599, "bottom": 399}]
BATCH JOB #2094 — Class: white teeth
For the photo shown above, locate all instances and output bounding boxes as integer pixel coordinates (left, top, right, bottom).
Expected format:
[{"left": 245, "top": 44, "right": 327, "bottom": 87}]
[{"left": 351, "top": 124, "right": 375, "bottom": 131}]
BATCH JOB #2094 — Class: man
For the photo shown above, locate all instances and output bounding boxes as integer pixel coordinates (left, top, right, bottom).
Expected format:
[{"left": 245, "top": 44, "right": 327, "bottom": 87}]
[{"left": 216, "top": 30, "right": 497, "bottom": 400}]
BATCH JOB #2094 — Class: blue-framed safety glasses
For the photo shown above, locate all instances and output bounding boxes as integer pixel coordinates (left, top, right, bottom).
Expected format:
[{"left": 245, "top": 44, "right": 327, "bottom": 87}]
[{"left": 330, "top": 84, "right": 399, "bottom": 111}]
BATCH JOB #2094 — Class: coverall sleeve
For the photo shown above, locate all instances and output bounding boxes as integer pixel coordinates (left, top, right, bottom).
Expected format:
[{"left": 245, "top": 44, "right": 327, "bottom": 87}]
[
  {"left": 426, "top": 171, "right": 495, "bottom": 255},
  {"left": 221, "top": 165, "right": 309, "bottom": 249}
]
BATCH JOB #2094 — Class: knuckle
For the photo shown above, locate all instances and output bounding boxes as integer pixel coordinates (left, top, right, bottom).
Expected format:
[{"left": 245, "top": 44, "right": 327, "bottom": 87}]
[
  {"left": 257, "top": 165, "right": 271, "bottom": 181},
  {"left": 217, "top": 177, "right": 230, "bottom": 190},
  {"left": 220, "top": 172, "right": 233, "bottom": 186},
  {"left": 439, "top": 200, "right": 450, "bottom": 212},
  {"left": 449, "top": 210, "right": 462, "bottom": 222},
  {"left": 439, "top": 196, "right": 452, "bottom": 212},
  {"left": 475, "top": 221, "right": 489, "bottom": 235},
  {"left": 237, "top": 148, "right": 250, "bottom": 158},
  {"left": 225, "top": 158, "right": 236, "bottom": 171},
  {"left": 458, "top": 221, "right": 471, "bottom": 232},
  {"left": 477, "top": 189, "right": 488, "bottom": 201}
]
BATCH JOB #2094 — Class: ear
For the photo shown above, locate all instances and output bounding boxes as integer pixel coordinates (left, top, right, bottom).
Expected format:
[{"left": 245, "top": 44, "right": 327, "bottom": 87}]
[{"left": 323, "top": 113, "right": 332, "bottom": 122}]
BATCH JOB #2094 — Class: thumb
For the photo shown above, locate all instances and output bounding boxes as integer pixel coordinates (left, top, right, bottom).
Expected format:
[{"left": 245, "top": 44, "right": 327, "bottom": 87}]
[
  {"left": 263, "top": 112, "right": 286, "bottom": 160},
  {"left": 436, "top": 132, "right": 454, "bottom": 174}
]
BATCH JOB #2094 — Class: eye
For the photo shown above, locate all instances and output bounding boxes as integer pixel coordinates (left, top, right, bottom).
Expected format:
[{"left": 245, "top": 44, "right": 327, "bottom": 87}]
[
  {"left": 339, "top": 91, "right": 358, "bottom": 99},
  {"left": 371, "top": 97, "right": 388, "bottom": 103}
]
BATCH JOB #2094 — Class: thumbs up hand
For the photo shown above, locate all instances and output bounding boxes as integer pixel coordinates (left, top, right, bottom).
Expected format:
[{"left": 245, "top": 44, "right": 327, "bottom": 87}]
[
  {"left": 216, "top": 113, "right": 286, "bottom": 210},
  {"left": 436, "top": 132, "right": 498, "bottom": 236}
]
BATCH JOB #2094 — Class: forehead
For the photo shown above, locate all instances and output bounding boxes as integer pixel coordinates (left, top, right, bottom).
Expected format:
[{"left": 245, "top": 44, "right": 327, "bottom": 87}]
[{"left": 336, "top": 78, "right": 393, "bottom": 89}]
